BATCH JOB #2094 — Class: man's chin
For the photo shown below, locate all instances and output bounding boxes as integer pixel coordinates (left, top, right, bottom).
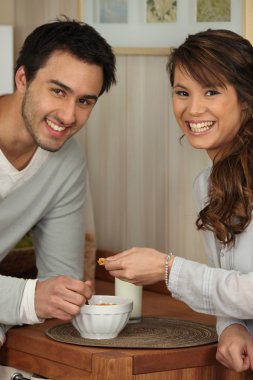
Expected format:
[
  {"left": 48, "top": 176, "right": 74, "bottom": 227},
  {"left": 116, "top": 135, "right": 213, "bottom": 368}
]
[
  {"left": 35, "top": 136, "right": 69, "bottom": 152},
  {"left": 38, "top": 142, "right": 65, "bottom": 152}
]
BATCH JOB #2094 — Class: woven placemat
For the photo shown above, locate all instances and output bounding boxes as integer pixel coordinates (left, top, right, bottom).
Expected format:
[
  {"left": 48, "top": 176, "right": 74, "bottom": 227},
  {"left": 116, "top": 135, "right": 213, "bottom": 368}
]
[{"left": 46, "top": 317, "right": 217, "bottom": 349}]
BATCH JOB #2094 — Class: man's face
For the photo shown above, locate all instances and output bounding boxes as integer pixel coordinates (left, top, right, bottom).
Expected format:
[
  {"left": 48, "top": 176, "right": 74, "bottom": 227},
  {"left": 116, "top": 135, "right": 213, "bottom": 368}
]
[{"left": 19, "top": 50, "right": 103, "bottom": 152}]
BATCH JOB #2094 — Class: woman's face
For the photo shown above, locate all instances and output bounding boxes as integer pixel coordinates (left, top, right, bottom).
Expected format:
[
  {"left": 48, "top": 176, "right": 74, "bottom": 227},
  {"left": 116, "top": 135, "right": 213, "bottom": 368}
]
[{"left": 172, "top": 66, "right": 246, "bottom": 159}]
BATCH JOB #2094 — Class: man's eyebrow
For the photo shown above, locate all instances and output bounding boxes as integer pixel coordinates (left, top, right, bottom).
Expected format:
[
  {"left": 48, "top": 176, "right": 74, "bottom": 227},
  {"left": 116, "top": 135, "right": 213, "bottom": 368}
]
[
  {"left": 48, "top": 79, "right": 98, "bottom": 101},
  {"left": 49, "top": 79, "right": 72, "bottom": 92},
  {"left": 81, "top": 94, "right": 98, "bottom": 101}
]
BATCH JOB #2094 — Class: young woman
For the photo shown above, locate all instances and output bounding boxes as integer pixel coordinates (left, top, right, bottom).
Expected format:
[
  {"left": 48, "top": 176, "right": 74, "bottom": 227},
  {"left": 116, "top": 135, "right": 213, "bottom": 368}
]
[{"left": 105, "top": 29, "right": 253, "bottom": 372}]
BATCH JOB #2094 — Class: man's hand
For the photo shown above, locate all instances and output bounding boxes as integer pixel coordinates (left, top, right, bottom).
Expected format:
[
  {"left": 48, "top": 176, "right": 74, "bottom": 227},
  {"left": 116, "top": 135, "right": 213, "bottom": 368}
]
[
  {"left": 35, "top": 276, "right": 93, "bottom": 320},
  {"left": 216, "top": 324, "right": 253, "bottom": 372}
]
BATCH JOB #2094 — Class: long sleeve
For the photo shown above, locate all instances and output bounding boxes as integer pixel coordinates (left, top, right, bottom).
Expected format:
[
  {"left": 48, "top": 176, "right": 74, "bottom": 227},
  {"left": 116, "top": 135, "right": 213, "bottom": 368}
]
[
  {"left": 216, "top": 316, "right": 249, "bottom": 338},
  {"left": 169, "top": 256, "right": 253, "bottom": 319},
  {"left": 32, "top": 155, "right": 86, "bottom": 282},
  {"left": 169, "top": 166, "right": 253, "bottom": 337},
  {"left": 0, "top": 139, "right": 86, "bottom": 326}
]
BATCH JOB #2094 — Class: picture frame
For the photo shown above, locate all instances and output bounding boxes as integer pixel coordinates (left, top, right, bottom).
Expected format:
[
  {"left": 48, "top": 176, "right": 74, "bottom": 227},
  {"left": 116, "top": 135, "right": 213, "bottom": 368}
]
[{"left": 79, "top": 0, "right": 247, "bottom": 55}]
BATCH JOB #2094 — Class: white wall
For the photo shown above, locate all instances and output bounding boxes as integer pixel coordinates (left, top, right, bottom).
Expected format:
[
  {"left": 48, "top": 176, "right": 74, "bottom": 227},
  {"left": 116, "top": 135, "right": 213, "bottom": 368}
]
[
  {"left": 83, "top": 0, "right": 243, "bottom": 48},
  {"left": 0, "top": 25, "right": 13, "bottom": 94}
]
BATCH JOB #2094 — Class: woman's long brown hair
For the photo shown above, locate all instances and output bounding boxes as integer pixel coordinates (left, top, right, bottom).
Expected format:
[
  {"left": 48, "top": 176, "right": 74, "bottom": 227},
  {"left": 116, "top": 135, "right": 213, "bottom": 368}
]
[{"left": 167, "top": 29, "right": 253, "bottom": 247}]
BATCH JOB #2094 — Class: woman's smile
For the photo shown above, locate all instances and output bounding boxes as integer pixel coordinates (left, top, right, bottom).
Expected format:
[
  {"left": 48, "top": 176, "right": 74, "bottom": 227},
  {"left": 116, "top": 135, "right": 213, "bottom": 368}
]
[
  {"left": 186, "top": 120, "right": 215, "bottom": 133},
  {"left": 172, "top": 66, "right": 245, "bottom": 159}
]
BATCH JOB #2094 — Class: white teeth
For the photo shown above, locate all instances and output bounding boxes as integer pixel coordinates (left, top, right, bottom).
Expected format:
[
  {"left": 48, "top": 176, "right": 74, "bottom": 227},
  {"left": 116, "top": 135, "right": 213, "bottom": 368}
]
[
  {"left": 188, "top": 121, "right": 214, "bottom": 132},
  {"left": 46, "top": 119, "right": 66, "bottom": 132}
]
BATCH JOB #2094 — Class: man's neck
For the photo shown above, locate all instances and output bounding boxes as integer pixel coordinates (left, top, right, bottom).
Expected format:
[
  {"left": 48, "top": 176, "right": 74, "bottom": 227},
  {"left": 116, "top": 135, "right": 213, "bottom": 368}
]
[{"left": 0, "top": 93, "right": 38, "bottom": 170}]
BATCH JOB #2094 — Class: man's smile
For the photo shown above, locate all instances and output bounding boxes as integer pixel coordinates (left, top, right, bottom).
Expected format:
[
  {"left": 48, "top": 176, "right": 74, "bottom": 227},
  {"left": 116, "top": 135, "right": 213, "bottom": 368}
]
[{"left": 46, "top": 118, "right": 68, "bottom": 132}]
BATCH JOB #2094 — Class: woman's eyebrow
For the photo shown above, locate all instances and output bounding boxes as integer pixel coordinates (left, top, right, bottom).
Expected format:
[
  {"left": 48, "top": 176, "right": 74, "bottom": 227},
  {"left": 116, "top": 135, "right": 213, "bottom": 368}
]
[{"left": 173, "top": 83, "right": 188, "bottom": 89}]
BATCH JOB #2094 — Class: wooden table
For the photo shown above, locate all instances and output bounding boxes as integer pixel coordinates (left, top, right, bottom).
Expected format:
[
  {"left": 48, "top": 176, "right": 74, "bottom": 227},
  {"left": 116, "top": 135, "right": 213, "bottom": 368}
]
[{"left": 0, "top": 280, "right": 252, "bottom": 380}]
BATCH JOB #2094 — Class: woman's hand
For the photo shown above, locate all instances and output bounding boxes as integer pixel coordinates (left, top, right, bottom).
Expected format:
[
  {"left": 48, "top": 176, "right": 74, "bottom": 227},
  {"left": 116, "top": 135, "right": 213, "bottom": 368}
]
[
  {"left": 216, "top": 324, "right": 253, "bottom": 372},
  {"left": 105, "top": 247, "right": 168, "bottom": 286}
]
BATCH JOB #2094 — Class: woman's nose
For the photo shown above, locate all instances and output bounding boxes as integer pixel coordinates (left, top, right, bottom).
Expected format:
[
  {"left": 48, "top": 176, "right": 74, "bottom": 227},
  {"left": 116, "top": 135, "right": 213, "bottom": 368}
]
[{"left": 188, "top": 95, "right": 206, "bottom": 116}]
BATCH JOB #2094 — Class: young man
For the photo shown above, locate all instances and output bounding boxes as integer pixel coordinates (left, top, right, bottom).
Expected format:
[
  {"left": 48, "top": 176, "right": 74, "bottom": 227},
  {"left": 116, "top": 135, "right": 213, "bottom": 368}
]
[{"left": 0, "top": 17, "right": 116, "bottom": 345}]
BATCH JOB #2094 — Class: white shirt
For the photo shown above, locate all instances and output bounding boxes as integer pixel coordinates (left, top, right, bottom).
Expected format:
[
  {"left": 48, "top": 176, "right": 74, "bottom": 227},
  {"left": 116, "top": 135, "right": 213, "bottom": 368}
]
[{"left": 0, "top": 148, "right": 49, "bottom": 198}]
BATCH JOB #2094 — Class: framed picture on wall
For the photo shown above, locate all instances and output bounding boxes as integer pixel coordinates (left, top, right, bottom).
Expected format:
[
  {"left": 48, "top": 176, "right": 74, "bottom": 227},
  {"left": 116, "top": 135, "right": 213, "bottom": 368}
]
[
  {"left": 196, "top": 0, "right": 231, "bottom": 22},
  {"left": 80, "top": 0, "right": 243, "bottom": 52}
]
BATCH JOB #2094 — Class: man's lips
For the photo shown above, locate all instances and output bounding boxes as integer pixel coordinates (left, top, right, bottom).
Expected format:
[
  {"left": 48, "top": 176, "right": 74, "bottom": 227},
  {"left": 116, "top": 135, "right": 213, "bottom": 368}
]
[{"left": 46, "top": 118, "right": 67, "bottom": 132}]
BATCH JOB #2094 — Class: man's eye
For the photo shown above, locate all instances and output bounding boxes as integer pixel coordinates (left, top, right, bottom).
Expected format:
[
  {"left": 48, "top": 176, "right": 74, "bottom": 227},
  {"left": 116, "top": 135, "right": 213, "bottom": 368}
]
[
  {"left": 79, "top": 98, "right": 96, "bottom": 106},
  {"left": 52, "top": 88, "right": 64, "bottom": 96},
  {"left": 79, "top": 98, "right": 89, "bottom": 105}
]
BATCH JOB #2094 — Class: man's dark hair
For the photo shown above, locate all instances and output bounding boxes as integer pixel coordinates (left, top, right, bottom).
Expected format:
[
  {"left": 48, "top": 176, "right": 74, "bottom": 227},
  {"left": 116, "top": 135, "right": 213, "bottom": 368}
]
[{"left": 15, "top": 16, "right": 116, "bottom": 95}]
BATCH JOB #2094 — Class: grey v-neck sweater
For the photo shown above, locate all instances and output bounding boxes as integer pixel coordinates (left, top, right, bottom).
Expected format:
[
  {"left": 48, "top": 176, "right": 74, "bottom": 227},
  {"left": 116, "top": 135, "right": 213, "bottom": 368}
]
[{"left": 0, "top": 138, "right": 86, "bottom": 326}]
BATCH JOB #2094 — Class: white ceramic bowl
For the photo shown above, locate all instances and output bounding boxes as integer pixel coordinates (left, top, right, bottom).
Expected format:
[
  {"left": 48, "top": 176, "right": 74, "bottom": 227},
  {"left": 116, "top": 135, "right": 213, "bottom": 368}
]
[{"left": 72, "top": 295, "right": 133, "bottom": 339}]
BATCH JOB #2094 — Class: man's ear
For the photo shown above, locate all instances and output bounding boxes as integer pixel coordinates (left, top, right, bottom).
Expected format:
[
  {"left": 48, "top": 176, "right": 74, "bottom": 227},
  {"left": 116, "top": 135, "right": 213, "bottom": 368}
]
[{"left": 15, "top": 66, "right": 27, "bottom": 92}]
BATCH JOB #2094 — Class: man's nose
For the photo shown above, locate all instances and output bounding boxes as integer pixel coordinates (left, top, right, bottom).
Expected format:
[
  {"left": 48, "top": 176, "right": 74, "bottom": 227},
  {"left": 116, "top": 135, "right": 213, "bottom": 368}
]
[{"left": 57, "top": 99, "right": 76, "bottom": 125}]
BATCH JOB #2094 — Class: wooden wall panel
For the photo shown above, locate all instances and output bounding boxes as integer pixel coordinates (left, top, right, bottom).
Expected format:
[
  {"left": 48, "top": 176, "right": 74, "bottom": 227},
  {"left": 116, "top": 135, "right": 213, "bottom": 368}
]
[
  {"left": 243, "top": 0, "right": 253, "bottom": 43},
  {"left": 13, "top": 0, "right": 79, "bottom": 60},
  {"left": 84, "top": 54, "right": 210, "bottom": 262}
]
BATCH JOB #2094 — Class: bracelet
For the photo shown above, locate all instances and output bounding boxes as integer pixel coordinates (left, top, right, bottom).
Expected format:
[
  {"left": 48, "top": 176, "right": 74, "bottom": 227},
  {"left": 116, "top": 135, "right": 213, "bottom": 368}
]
[{"left": 165, "top": 253, "right": 173, "bottom": 286}]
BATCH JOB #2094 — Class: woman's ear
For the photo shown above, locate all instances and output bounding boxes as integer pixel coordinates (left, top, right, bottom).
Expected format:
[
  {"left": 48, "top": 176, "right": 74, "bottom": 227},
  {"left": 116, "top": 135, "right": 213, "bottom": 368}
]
[
  {"left": 241, "top": 100, "right": 249, "bottom": 111},
  {"left": 15, "top": 66, "right": 27, "bottom": 92},
  {"left": 240, "top": 101, "right": 252, "bottom": 125}
]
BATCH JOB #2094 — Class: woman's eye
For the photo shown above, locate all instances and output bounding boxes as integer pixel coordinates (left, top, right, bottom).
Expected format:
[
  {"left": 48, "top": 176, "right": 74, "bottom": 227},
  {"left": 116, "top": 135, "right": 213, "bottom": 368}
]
[
  {"left": 174, "top": 90, "right": 188, "bottom": 96},
  {"left": 206, "top": 90, "right": 220, "bottom": 96}
]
